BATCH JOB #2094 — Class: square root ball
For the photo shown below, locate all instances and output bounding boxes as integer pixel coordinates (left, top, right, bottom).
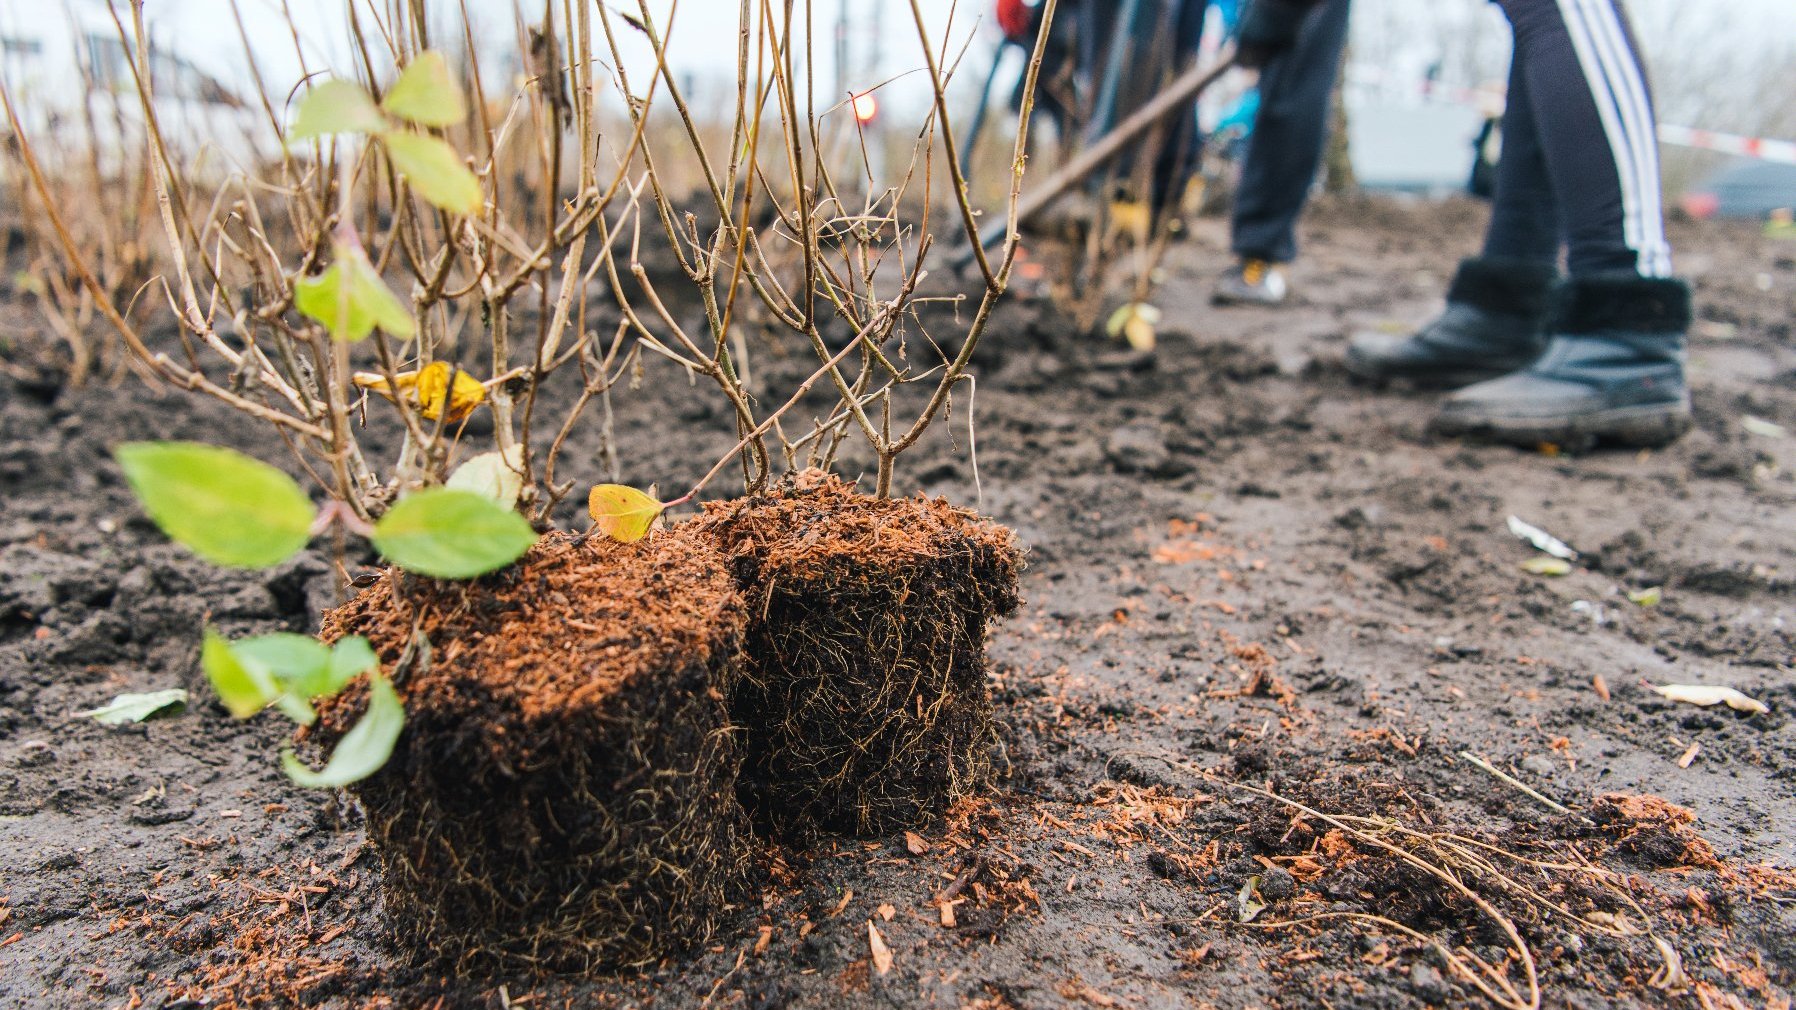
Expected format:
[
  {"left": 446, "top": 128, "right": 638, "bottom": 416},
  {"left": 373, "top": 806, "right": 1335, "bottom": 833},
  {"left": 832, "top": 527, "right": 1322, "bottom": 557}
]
[
  {"left": 313, "top": 529, "right": 755, "bottom": 974},
  {"left": 695, "top": 474, "right": 1023, "bottom": 841}
]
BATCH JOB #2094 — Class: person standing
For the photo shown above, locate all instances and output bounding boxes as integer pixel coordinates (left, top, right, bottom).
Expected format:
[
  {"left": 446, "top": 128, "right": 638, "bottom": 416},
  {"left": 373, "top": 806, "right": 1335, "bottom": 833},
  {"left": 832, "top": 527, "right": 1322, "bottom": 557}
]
[
  {"left": 1212, "top": 0, "right": 1354, "bottom": 306},
  {"left": 1344, "top": 0, "right": 1690, "bottom": 448}
]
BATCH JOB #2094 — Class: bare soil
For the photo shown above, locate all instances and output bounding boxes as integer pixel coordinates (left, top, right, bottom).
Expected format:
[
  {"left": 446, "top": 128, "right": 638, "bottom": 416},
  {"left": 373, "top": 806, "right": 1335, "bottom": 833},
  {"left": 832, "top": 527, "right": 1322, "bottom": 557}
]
[{"left": 3, "top": 196, "right": 1794, "bottom": 1009}]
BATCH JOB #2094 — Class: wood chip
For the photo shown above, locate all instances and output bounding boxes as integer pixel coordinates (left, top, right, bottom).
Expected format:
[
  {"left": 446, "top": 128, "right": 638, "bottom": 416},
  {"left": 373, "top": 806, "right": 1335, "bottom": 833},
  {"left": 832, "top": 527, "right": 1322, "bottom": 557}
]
[
  {"left": 1592, "top": 673, "right": 1610, "bottom": 702},
  {"left": 938, "top": 899, "right": 960, "bottom": 928},
  {"left": 904, "top": 831, "right": 929, "bottom": 855},
  {"left": 753, "top": 925, "right": 773, "bottom": 956},
  {"left": 1677, "top": 741, "right": 1701, "bottom": 769},
  {"left": 867, "top": 922, "right": 893, "bottom": 975},
  {"left": 876, "top": 903, "right": 895, "bottom": 921},
  {"left": 829, "top": 889, "right": 853, "bottom": 916}
]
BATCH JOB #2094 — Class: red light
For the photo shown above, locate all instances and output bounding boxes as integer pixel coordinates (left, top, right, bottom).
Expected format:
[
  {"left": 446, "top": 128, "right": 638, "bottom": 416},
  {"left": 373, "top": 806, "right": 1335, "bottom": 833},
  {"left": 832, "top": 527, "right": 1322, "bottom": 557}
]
[{"left": 852, "top": 92, "right": 879, "bottom": 125}]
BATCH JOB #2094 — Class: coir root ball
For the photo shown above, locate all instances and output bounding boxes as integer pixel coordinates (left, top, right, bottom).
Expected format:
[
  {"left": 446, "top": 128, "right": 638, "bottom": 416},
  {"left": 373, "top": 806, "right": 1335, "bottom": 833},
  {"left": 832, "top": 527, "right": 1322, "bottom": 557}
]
[
  {"left": 694, "top": 473, "right": 1023, "bottom": 841},
  {"left": 314, "top": 528, "right": 755, "bottom": 974}
]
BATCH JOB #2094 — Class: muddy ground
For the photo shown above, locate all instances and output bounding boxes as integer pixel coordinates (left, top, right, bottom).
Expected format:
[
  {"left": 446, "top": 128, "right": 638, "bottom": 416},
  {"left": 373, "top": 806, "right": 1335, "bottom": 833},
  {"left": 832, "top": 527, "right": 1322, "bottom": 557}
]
[{"left": 2, "top": 196, "right": 1794, "bottom": 1009}]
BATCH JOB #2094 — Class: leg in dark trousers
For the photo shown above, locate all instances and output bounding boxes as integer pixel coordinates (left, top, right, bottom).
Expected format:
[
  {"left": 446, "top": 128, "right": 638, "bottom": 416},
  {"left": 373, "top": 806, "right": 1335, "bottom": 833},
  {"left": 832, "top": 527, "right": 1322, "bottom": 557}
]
[
  {"left": 1490, "top": 0, "right": 1670, "bottom": 276},
  {"left": 1479, "top": 43, "right": 1561, "bottom": 265},
  {"left": 1433, "top": 0, "right": 1690, "bottom": 448},
  {"left": 1227, "top": 0, "right": 1351, "bottom": 265}
]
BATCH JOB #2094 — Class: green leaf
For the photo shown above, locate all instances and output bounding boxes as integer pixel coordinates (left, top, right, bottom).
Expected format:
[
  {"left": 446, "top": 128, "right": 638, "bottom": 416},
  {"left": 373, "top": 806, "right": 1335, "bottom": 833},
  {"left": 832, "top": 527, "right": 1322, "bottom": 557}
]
[
  {"left": 587, "top": 484, "right": 664, "bottom": 543},
  {"left": 326, "top": 637, "right": 382, "bottom": 697},
  {"left": 202, "top": 629, "right": 279, "bottom": 718},
  {"left": 382, "top": 131, "right": 483, "bottom": 215},
  {"left": 115, "top": 442, "right": 315, "bottom": 569},
  {"left": 380, "top": 51, "right": 468, "bottom": 127},
  {"left": 281, "top": 671, "right": 404, "bottom": 788},
  {"left": 77, "top": 689, "right": 188, "bottom": 725},
  {"left": 372, "top": 488, "right": 537, "bottom": 579},
  {"left": 293, "top": 246, "right": 416, "bottom": 342},
  {"left": 1627, "top": 586, "right": 1664, "bottom": 607},
  {"left": 231, "top": 633, "right": 330, "bottom": 724},
  {"left": 290, "top": 78, "right": 388, "bottom": 141},
  {"left": 446, "top": 446, "right": 525, "bottom": 508}
]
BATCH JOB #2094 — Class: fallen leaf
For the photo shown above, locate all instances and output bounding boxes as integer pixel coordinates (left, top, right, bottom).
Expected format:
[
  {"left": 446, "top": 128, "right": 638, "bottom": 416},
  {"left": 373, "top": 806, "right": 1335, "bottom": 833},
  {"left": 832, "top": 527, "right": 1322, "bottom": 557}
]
[
  {"left": 77, "top": 689, "right": 188, "bottom": 725},
  {"left": 1520, "top": 556, "right": 1572, "bottom": 576},
  {"left": 877, "top": 903, "right": 895, "bottom": 922},
  {"left": 1236, "top": 875, "right": 1266, "bottom": 923},
  {"left": 867, "top": 921, "right": 893, "bottom": 975},
  {"left": 587, "top": 484, "right": 664, "bottom": 543},
  {"left": 1650, "top": 936, "right": 1689, "bottom": 992},
  {"left": 1677, "top": 741, "right": 1701, "bottom": 769},
  {"left": 1742, "top": 415, "right": 1787, "bottom": 439},
  {"left": 1627, "top": 586, "right": 1663, "bottom": 607},
  {"left": 1508, "top": 515, "right": 1579, "bottom": 560},
  {"left": 1103, "top": 302, "right": 1161, "bottom": 352},
  {"left": 830, "top": 889, "right": 853, "bottom": 916},
  {"left": 1651, "top": 684, "right": 1770, "bottom": 715},
  {"left": 1592, "top": 674, "right": 1611, "bottom": 702},
  {"left": 904, "top": 831, "right": 929, "bottom": 855}
]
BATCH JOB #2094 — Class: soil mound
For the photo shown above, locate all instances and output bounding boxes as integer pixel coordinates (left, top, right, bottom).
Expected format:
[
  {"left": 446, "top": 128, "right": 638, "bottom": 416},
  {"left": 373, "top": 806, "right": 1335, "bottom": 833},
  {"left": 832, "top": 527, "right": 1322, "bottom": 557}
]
[
  {"left": 695, "top": 473, "right": 1023, "bottom": 840},
  {"left": 315, "top": 528, "right": 755, "bottom": 973}
]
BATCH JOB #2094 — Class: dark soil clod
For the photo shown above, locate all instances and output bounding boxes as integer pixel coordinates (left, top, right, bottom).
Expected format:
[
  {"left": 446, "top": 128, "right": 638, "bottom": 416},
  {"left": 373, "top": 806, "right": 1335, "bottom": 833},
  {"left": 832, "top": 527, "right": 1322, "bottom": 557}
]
[
  {"left": 313, "top": 529, "right": 756, "bottom": 974},
  {"left": 695, "top": 473, "right": 1023, "bottom": 840}
]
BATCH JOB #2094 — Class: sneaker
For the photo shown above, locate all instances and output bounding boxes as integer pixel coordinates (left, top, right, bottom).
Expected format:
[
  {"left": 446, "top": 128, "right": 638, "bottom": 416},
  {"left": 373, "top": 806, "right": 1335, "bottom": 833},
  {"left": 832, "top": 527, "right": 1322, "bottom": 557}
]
[
  {"left": 1432, "top": 274, "right": 1693, "bottom": 450},
  {"left": 1346, "top": 256, "right": 1558, "bottom": 388},
  {"left": 1212, "top": 258, "right": 1288, "bottom": 306}
]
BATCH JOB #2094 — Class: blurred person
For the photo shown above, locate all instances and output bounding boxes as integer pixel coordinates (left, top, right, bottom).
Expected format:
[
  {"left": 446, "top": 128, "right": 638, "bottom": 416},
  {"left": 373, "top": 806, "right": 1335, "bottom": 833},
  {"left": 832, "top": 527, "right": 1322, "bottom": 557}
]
[
  {"left": 1211, "top": 0, "right": 1353, "bottom": 306},
  {"left": 1319, "top": 0, "right": 1692, "bottom": 448}
]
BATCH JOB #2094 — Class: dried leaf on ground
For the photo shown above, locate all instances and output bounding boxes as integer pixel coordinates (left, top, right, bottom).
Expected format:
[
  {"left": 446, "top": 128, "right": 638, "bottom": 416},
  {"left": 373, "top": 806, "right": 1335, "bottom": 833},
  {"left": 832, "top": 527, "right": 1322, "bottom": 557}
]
[
  {"left": 904, "top": 831, "right": 929, "bottom": 855},
  {"left": 587, "top": 485, "right": 663, "bottom": 543},
  {"left": 1236, "top": 874, "right": 1266, "bottom": 923},
  {"left": 1521, "top": 556, "right": 1573, "bottom": 576},
  {"left": 867, "top": 921, "right": 893, "bottom": 975},
  {"left": 1650, "top": 936, "right": 1690, "bottom": 991},
  {"left": 1651, "top": 684, "right": 1770, "bottom": 715}
]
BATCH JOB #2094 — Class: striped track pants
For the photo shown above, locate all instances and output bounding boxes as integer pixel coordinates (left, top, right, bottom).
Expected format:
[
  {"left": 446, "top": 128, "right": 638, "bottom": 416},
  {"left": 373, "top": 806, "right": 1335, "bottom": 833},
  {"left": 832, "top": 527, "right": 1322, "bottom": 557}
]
[{"left": 1483, "top": 0, "right": 1673, "bottom": 278}]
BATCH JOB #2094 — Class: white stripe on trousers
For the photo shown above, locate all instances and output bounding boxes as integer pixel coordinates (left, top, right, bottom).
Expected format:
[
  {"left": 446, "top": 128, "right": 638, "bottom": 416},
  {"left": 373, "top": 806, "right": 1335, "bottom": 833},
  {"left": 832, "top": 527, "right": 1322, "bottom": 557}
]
[
  {"left": 1579, "top": 0, "right": 1671, "bottom": 275},
  {"left": 1555, "top": 0, "right": 1672, "bottom": 276}
]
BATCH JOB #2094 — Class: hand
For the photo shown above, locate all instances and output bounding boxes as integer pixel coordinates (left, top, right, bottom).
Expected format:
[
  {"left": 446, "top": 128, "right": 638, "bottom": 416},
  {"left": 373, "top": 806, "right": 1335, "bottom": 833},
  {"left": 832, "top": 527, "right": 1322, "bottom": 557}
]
[{"left": 1236, "top": 0, "right": 1315, "bottom": 69}]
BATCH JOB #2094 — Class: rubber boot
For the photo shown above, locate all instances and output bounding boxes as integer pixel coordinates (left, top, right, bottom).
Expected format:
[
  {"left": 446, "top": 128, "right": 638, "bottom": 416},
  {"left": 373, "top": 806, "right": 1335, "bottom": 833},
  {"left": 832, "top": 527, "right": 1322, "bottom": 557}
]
[
  {"left": 1432, "top": 273, "right": 1693, "bottom": 450},
  {"left": 1346, "top": 256, "right": 1558, "bottom": 387}
]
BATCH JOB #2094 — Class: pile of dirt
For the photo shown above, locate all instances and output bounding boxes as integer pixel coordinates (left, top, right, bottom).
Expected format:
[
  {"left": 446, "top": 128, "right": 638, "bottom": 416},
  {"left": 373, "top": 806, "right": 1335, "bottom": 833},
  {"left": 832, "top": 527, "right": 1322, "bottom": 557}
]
[
  {"left": 694, "top": 473, "right": 1024, "bottom": 840},
  {"left": 314, "top": 528, "right": 756, "bottom": 973}
]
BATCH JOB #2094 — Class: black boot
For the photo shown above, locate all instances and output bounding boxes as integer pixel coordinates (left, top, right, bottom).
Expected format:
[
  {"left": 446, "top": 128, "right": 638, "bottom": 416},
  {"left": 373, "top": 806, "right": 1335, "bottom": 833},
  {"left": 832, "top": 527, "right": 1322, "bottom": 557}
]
[
  {"left": 1432, "top": 273, "right": 1692, "bottom": 450},
  {"left": 1346, "top": 256, "right": 1558, "bottom": 387}
]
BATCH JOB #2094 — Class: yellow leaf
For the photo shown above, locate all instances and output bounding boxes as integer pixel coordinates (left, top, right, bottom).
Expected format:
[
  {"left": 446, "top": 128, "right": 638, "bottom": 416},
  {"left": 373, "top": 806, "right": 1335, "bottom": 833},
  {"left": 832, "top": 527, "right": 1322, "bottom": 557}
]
[
  {"left": 587, "top": 484, "right": 664, "bottom": 543},
  {"left": 353, "top": 362, "right": 486, "bottom": 421}
]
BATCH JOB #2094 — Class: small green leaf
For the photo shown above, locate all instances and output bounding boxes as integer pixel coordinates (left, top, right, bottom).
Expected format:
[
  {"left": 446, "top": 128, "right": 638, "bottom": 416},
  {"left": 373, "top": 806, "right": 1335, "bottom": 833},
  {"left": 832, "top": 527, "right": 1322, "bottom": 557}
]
[
  {"left": 587, "top": 484, "right": 663, "bottom": 543},
  {"left": 1628, "top": 586, "right": 1664, "bottom": 607},
  {"left": 1520, "top": 556, "right": 1573, "bottom": 577},
  {"left": 202, "top": 629, "right": 279, "bottom": 718},
  {"left": 115, "top": 442, "right": 315, "bottom": 569},
  {"left": 281, "top": 671, "right": 404, "bottom": 788},
  {"left": 232, "top": 633, "right": 330, "bottom": 724},
  {"left": 382, "top": 131, "right": 483, "bottom": 215},
  {"left": 446, "top": 446, "right": 525, "bottom": 508},
  {"left": 380, "top": 51, "right": 468, "bottom": 127},
  {"left": 290, "top": 78, "right": 388, "bottom": 141},
  {"left": 372, "top": 488, "right": 537, "bottom": 579},
  {"left": 77, "top": 689, "right": 188, "bottom": 725},
  {"left": 293, "top": 246, "right": 416, "bottom": 342},
  {"left": 326, "top": 637, "right": 382, "bottom": 697}
]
